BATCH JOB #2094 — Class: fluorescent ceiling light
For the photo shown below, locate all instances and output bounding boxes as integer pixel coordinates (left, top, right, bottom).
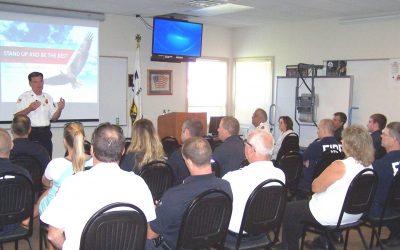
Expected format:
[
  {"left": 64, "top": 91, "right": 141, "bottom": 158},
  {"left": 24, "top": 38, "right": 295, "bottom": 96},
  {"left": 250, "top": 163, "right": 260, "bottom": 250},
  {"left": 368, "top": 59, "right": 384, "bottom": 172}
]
[
  {"left": 186, "top": 0, "right": 228, "bottom": 8},
  {"left": 339, "top": 12, "right": 400, "bottom": 24},
  {"left": 188, "top": 3, "right": 253, "bottom": 16}
]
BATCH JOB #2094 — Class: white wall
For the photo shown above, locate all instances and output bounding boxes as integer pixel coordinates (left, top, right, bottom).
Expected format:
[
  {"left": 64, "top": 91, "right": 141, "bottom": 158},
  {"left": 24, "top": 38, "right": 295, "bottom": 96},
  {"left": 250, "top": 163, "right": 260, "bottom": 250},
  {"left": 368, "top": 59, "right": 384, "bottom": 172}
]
[
  {"left": 51, "top": 14, "right": 232, "bottom": 157},
  {"left": 232, "top": 18, "right": 400, "bottom": 76},
  {"left": 232, "top": 17, "right": 400, "bottom": 132}
]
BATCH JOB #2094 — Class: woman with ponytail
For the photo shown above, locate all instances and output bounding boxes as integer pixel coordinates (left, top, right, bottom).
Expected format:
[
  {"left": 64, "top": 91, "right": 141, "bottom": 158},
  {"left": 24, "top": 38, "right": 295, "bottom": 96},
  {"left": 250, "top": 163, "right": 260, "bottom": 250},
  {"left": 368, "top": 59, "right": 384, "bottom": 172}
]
[{"left": 38, "top": 122, "right": 92, "bottom": 215}]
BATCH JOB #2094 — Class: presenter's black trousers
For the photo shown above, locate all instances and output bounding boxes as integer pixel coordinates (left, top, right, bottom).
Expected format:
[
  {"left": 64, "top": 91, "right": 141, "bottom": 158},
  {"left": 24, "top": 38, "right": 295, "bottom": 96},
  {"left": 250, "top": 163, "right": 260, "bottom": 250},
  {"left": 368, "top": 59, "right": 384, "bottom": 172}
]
[{"left": 30, "top": 126, "right": 52, "bottom": 158}]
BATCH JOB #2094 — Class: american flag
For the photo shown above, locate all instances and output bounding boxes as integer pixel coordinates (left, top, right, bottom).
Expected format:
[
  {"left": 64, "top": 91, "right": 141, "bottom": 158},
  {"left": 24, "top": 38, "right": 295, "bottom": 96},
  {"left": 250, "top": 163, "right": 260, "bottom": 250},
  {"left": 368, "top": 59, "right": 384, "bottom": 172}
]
[{"left": 152, "top": 74, "right": 169, "bottom": 88}]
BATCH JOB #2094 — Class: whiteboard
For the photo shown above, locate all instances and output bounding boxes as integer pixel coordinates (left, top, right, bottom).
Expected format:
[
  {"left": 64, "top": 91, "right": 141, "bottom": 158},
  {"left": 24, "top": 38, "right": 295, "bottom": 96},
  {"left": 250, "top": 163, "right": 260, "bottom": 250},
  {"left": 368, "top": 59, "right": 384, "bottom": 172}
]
[
  {"left": 274, "top": 77, "right": 353, "bottom": 147},
  {"left": 99, "top": 56, "right": 127, "bottom": 125},
  {"left": 347, "top": 59, "right": 400, "bottom": 125}
]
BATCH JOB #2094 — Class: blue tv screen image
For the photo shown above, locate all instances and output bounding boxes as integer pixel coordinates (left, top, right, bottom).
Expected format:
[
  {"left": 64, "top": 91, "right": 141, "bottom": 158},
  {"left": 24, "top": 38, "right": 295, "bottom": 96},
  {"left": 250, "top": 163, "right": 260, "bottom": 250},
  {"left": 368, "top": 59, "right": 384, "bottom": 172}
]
[{"left": 152, "top": 18, "right": 203, "bottom": 57}]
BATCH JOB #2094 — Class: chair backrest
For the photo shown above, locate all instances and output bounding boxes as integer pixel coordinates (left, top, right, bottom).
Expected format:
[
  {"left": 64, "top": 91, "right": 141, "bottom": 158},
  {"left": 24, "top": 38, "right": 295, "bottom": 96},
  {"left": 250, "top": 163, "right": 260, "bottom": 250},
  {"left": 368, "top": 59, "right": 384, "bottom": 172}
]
[
  {"left": 0, "top": 172, "right": 34, "bottom": 235},
  {"left": 276, "top": 132, "right": 300, "bottom": 162},
  {"left": 161, "top": 136, "right": 180, "bottom": 158},
  {"left": 10, "top": 154, "right": 44, "bottom": 194},
  {"left": 211, "top": 159, "right": 222, "bottom": 178},
  {"left": 236, "top": 179, "right": 287, "bottom": 249},
  {"left": 139, "top": 161, "right": 174, "bottom": 202},
  {"left": 336, "top": 168, "right": 378, "bottom": 228},
  {"left": 177, "top": 189, "right": 232, "bottom": 249},
  {"left": 84, "top": 140, "right": 91, "bottom": 155},
  {"left": 381, "top": 173, "right": 400, "bottom": 219},
  {"left": 313, "top": 149, "right": 345, "bottom": 180},
  {"left": 278, "top": 151, "right": 303, "bottom": 192},
  {"left": 80, "top": 202, "right": 147, "bottom": 250}
]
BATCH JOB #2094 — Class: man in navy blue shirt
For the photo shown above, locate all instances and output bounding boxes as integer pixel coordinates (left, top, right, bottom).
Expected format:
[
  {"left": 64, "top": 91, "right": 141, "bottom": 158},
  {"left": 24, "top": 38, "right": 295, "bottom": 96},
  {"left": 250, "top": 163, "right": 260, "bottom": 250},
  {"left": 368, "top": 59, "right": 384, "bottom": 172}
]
[
  {"left": 212, "top": 116, "right": 245, "bottom": 176},
  {"left": 332, "top": 112, "right": 347, "bottom": 142},
  {"left": 167, "top": 119, "right": 203, "bottom": 186},
  {"left": 370, "top": 122, "right": 400, "bottom": 246},
  {"left": 10, "top": 114, "right": 50, "bottom": 172},
  {"left": 146, "top": 137, "right": 232, "bottom": 249},
  {"left": 299, "top": 119, "right": 342, "bottom": 192},
  {"left": 368, "top": 113, "right": 387, "bottom": 160}
]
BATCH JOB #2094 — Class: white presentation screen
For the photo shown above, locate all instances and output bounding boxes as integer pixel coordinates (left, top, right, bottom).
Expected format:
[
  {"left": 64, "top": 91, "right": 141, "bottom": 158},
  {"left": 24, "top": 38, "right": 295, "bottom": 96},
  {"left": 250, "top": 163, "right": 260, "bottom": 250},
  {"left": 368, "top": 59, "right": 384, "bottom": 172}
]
[{"left": 0, "top": 11, "right": 99, "bottom": 122}]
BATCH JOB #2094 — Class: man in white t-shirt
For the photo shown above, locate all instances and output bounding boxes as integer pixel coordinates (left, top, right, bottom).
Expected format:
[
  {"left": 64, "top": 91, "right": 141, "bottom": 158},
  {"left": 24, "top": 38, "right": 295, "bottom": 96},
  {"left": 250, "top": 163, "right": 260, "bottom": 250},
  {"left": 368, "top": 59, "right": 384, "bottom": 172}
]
[
  {"left": 41, "top": 123, "right": 156, "bottom": 250},
  {"left": 222, "top": 129, "right": 285, "bottom": 242}
]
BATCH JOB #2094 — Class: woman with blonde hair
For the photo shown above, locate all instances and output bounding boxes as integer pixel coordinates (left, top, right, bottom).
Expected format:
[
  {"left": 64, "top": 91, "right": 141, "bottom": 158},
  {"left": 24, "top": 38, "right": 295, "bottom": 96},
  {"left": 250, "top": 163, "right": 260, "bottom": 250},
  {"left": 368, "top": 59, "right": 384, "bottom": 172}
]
[
  {"left": 38, "top": 122, "right": 92, "bottom": 215},
  {"left": 281, "top": 125, "right": 374, "bottom": 249},
  {"left": 120, "top": 118, "right": 165, "bottom": 173}
]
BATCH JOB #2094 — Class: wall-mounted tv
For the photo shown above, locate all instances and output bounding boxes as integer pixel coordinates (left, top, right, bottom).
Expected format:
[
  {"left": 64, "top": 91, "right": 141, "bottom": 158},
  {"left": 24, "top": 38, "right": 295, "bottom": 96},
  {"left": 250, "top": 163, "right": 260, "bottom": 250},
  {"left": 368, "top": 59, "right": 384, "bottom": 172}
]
[{"left": 152, "top": 17, "right": 203, "bottom": 58}]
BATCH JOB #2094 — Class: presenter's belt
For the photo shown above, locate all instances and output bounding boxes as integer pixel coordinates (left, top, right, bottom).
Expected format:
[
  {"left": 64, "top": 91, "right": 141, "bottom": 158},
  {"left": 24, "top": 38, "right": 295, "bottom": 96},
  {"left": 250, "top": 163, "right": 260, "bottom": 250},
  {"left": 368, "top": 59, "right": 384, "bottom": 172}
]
[{"left": 31, "top": 126, "right": 51, "bottom": 131}]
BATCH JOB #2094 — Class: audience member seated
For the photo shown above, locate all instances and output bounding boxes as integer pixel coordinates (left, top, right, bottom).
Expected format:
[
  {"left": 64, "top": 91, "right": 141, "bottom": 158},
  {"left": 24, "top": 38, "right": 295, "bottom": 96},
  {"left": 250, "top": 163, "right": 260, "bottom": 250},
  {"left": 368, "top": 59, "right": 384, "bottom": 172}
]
[
  {"left": 332, "top": 112, "right": 347, "bottom": 142},
  {"left": 272, "top": 116, "right": 296, "bottom": 161},
  {"left": 281, "top": 125, "right": 374, "bottom": 249},
  {"left": 146, "top": 137, "right": 232, "bottom": 250},
  {"left": 37, "top": 122, "right": 93, "bottom": 226},
  {"left": 10, "top": 114, "right": 50, "bottom": 172},
  {"left": 222, "top": 129, "right": 285, "bottom": 244},
  {"left": 0, "top": 128, "right": 31, "bottom": 236},
  {"left": 167, "top": 119, "right": 203, "bottom": 185},
  {"left": 120, "top": 119, "right": 165, "bottom": 174},
  {"left": 41, "top": 122, "right": 155, "bottom": 250},
  {"left": 299, "top": 119, "right": 342, "bottom": 192},
  {"left": 243, "top": 108, "right": 270, "bottom": 139},
  {"left": 370, "top": 122, "right": 400, "bottom": 247},
  {"left": 212, "top": 116, "right": 245, "bottom": 176},
  {"left": 368, "top": 113, "right": 387, "bottom": 160}
]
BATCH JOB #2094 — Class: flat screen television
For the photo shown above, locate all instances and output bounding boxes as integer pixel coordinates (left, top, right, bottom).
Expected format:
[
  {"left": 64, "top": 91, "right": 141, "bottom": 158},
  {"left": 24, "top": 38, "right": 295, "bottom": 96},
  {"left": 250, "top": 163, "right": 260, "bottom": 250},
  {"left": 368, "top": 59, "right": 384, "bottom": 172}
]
[{"left": 152, "top": 17, "right": 203, "bottom": 58}]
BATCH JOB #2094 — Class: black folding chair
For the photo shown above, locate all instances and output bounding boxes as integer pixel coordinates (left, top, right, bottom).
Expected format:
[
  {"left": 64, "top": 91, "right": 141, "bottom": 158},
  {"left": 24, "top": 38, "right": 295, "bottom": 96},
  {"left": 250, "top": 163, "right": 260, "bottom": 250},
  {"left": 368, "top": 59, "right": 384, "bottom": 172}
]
[
  {"left": 80, "top": 202, "right": 147, "bottom": 250},
  {"left": 364, "top": 174, "right": 400, "bottom": 248},
  {"left": 224, "top": 179, "right": 287, "bottom": 250},
  {"left": 211, "top": 159, "right": 222, "bottom": 178},
  {"left": 300, "top": 168, "right": 378, "bottom": 250},
  {"left": 164, "top": 189, "right": 232, "bottom": 250},
  {"left": 276, "top": 132, "right": 300, "bottom": 162},
  {"left": 10, "top": 154, "right": 44, "bottom": 198},
  {"left": 161, "top": 136, "right": 180, "bottom": 158},
  {"left": 278, "top": 151, "right": 303, "bottom": 200},
  {"left": 0, "top": 172, "right": 34, "bottom": 250},
  {"left": 140, "top": 161, "right": 174, "bottom": 204}
]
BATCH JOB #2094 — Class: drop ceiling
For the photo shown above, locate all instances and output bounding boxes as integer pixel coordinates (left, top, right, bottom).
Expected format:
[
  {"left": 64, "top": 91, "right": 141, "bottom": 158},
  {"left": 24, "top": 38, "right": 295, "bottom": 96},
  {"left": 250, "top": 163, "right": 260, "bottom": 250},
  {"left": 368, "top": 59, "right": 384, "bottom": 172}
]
[{"left": 1, "top": 0, "right": 400, "bottom": 27}]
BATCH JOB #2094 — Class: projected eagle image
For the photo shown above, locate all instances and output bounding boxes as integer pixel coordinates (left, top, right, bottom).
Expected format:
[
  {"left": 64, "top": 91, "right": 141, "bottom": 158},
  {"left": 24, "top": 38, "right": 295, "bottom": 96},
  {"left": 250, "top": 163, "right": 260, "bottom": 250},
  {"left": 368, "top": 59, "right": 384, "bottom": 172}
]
[{"left": 44, "top": 32, "right": 93, "bottom": 88}]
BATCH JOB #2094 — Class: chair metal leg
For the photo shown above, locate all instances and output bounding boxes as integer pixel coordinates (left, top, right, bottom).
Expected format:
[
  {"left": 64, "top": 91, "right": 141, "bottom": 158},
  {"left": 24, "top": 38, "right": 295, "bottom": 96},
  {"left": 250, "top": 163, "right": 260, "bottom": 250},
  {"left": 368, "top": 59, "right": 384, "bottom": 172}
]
[
  {"left": 325, "top": 231, "right": 336, "bottom": 250},
  {"left": 299, "top": 225, "right": 307, "bottom": 250},
  {"left": 15, "top": 240, "right": 18, "bottom": 250},
  {"left": 370, "top": 226, "right": 384, "bottom": 250},
  {"left": 344, "top": 229, "right": 350, "bottom": 250},
  {"left": 356, "top": 227, "right": 369, "bottom": 250}
]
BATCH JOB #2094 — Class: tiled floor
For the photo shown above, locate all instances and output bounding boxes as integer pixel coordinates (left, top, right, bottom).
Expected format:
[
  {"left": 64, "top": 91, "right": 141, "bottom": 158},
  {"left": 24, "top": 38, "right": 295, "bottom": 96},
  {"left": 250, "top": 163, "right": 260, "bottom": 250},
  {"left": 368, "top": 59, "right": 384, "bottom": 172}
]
[{"left": 1, "top": 218, "right": 397, "bottom": 250}]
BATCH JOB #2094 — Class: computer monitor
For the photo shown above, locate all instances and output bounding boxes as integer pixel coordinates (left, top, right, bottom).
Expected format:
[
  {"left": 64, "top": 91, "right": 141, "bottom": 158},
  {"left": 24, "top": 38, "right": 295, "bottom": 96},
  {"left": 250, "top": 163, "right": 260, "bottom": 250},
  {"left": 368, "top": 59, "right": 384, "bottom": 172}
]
[{"left": 208, "top": 116, "right": 224, "bottom": 136}]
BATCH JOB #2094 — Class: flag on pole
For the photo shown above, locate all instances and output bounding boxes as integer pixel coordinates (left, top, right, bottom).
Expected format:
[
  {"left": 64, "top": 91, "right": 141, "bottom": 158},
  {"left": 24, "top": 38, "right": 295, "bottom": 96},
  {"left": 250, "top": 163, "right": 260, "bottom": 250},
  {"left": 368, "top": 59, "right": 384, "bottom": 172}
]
[{"left": 130, "top": 34, "right": 142, "bottom": 124}]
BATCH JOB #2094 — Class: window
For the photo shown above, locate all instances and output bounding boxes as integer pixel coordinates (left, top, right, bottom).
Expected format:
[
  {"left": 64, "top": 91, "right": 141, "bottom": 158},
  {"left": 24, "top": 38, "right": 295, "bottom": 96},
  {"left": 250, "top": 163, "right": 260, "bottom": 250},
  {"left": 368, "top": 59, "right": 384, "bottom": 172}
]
[
  {"left": 187, "top": 58, "right": 228, "bottom": 121},
  {"left": 233, "top": 58, "right": 273, "bottom": 125}
]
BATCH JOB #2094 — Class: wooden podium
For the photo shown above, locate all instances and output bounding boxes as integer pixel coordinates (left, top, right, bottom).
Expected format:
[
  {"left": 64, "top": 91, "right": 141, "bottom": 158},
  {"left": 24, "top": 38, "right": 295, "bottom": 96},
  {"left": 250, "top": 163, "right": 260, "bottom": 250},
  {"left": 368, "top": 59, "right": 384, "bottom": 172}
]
[{"left": 157, "top": 112, "right": 207, "bottom": 144}]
